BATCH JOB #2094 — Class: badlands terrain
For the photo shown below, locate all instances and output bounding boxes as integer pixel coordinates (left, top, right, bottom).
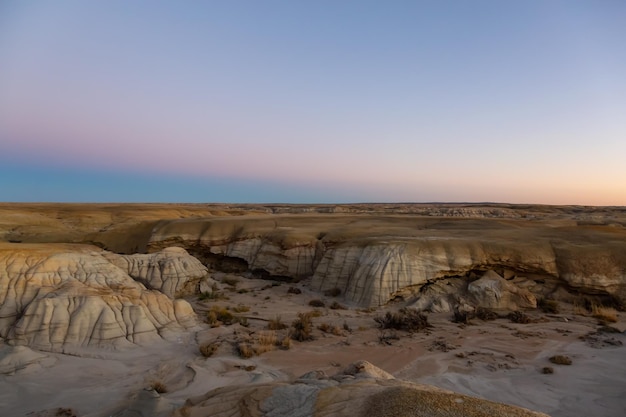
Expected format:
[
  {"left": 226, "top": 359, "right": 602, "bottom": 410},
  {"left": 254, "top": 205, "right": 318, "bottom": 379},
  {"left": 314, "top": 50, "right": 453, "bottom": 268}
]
[{"left": 0, "top": 203, "right": 625, "bottom": 416}]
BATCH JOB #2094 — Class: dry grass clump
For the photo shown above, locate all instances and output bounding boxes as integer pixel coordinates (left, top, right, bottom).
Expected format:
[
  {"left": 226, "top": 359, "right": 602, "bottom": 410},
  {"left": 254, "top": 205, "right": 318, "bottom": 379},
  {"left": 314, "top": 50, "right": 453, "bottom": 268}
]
[
  {"left": 375, "top": 308, "right": 431, "bottom": 333},
  {"left": 199, "top": 342, "right": 220, "bottom": 357},
  {"left": 267, "top": 315, "right": 288, "bottom": 330},
  {"left": 475, "top": 307, "right": 498, "bottom": 321},
  {"left": 508, "top": 311, "right": 532, "bottom": 324},
  {"left": 207, "top": 306, "right": 235, "bottom": 326},
  {"left": 541, "top": 366, "right": 554, "bottom": 374},
  {"left": 291, "top": 312, "right": 315, "bottom": 341},
  {"left": 199, "top": 290, "right": 226, "bottom": 301},
  {"left": 234, "top": 330, "right": 289, "bottom": 358},
  {"left": 538, "top": 298, "right": 560, "bottom": 314},
  {"left": 287, "top": 286, "right": 302, "bottom": 294},
  {"left": 309, "top": 299, "right": 326, "bottom": 307},
  {"left": 54, "top": 409, "right": 77, "bottom": 417},
  {"left": 592, "top": 305, "right": 618, "bottom": 323},
  {"left": 324, "top": 287, "right": 342, "bottom": 297},
  {"left": 549, "top": 355, "right": 572, "bottom": 365},
  {"left": 236, "top": 342, "right": 255, "bottom": 359},
  {"left": 318, "top": 322, "right": 344, "bottom": 336},
  {"left": 330, "top": 301, "right": 346, "bottom": 310},
  {"left": 279, "top": 335, "right": 292, "bottom": 350},
  {"left": 150, "top": 381, "right": 168, "bottom": 393},
  {"left": 452, "top": 310, "right": 473, "bottom": 325}
]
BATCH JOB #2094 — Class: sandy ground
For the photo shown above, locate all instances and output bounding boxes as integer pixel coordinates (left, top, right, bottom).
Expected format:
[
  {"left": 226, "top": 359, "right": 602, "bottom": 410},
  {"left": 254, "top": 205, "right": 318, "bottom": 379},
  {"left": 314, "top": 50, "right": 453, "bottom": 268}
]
[{"left": 1, "top": 274, "right": 625, "bottom": 417}]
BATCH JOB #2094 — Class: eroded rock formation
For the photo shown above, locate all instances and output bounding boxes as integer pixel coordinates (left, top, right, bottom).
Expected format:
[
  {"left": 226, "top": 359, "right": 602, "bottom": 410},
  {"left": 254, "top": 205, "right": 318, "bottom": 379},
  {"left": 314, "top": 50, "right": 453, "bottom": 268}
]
[
  {"left": 148, "top": 215, "right": 626, "bottom": 308},
  {"left": 174, "top": 360, "right": 549, "bottom": 417},
  {"left": 0, "top": 243, "right": 198, "bottom": 352}
]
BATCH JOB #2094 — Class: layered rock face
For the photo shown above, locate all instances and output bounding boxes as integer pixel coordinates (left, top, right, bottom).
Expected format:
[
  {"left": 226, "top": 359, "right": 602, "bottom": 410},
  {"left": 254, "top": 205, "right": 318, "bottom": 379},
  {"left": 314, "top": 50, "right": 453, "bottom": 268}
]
[
  {"left": 175, "top": 360, "right": 549, "bottom": 417},
  {"left": 0, "top": 243, "right": 199, "bottom": 352},
  {"left": 148, "top": 215, "right": 626, "bottom": 308}
]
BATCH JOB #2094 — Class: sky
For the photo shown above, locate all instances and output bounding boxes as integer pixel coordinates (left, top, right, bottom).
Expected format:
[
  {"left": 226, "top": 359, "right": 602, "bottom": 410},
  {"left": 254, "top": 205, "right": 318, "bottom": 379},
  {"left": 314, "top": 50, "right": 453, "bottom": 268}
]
[{"left": 1, "top": 1, "right": 625, "bottom": 205}]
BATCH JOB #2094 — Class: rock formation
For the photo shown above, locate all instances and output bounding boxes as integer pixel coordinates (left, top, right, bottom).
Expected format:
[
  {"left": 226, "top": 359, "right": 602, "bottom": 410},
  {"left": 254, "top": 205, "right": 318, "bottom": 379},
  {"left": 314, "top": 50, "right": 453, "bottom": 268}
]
[
  {"left": 0, "top": 243, "right": 198, "bottom": 352},
  {"left": 147, "top": 215, "right": 626, "bottom": 308},
  {"left": 173, "top": 360, "right": 549, "bottom": 417}
]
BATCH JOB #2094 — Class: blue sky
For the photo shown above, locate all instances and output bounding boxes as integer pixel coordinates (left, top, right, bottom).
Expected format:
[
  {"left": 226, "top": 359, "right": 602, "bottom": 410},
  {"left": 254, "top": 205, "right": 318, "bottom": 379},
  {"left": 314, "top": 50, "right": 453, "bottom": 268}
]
[{"left": 1, "top": 1, "right": 625, "bottom": 204}]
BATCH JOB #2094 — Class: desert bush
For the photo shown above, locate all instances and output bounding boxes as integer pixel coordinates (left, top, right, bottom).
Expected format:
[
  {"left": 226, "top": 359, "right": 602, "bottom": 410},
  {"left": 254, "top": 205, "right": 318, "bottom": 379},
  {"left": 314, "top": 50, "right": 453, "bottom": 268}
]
[
  {"left": 267, "top": 316, "right": 288, "bottom": 330},
  {"left": 207, "top": 306, "right": 234, "bottom": 326},
  {"left": 318, "top": 322, "right": 343, "bottom": 335},
  {"left": 592, "top": 305, "right": 618, "bottom": 323},
  {"left": 330, "top": 301, "right": 346, "bottom": 310},
  {"left": 452, "top": 310, "right": 474, "bottom": 324},
  {"left": 309, "top": 299, "right": 326, "bottom": 307},
  {"left": 54, "top": 409, "right": 77, "bottom": 417},
  {"left": 279, "top": 335, "right": 292, "bottom": 350},
  {"left": 199, "top": 342, "right": 220, "bottom": 357},
  {"left": 508, "top": 311, "right": 532, "bottom": 324},
  {"left": 257, "top": 330, "right": 277, "bottom": 346},
  {"left": 309, "top": 310, "right": 323, "bottom": 317},
  {"left": 287, "top": 287, "right": 302, "bottom": 294},
  {"left": 237, "top": 288, "right": 249, "bottom": 294},
  {"left": 324, "top": 287, "right": 342, "bottom": 297},
  {"left": 150, "top": 381, "right": 168, "bottom": 393},
  {"left": 343, "top": 321, "right": 352, "bottom": 332},
  {"left": 541, "top": 366, "right": 554, "bottom": 374},
  {"left": 237, "top": 342, "right": 254, "bottom": 359},
  {"left": 375, "top": 308, "right": 430, "bottom": 333},
  {"left": 291, "top": 312, "right": 315, "bottom": 341},
  {"left": 538, "top": 298, "right": 560, "bottom": 314},
  {"left": 476, "top": 307, "right": 498, "bottom": 321},
  {"left": 199, "top": 290, "right": 224, "bottom": 301},
  {"left": 549, "top": 355, "right": 572, "bottom": 365}
]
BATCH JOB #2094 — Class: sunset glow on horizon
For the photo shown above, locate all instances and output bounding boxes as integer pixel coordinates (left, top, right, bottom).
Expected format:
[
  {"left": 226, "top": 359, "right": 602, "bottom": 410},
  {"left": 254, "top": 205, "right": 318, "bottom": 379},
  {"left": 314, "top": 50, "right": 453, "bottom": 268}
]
[{"left": 1, "top": 1, "right": 625, "bottom": 205}]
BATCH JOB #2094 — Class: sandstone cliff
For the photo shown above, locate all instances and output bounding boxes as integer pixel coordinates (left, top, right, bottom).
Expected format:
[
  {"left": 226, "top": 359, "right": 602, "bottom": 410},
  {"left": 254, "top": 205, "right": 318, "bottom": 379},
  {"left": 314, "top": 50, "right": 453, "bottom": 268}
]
[{"left": 148, "top": 215, "right": 626, "bottom": 308}]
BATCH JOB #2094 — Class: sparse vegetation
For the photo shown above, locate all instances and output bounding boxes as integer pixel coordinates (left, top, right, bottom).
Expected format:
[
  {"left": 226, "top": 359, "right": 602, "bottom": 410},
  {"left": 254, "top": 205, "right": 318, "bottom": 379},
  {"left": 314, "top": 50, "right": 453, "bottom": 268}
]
[
  {"left": 309, "top": 299, "right": 326, "bottom": 307},
  {"left": 279, "top": 335, "right": 292, "bottom": 350},
  {"left": 549, "top": 355, "right": 572, "bottom": 365},
  {"left": 508, "top": 311, "right": 532, "bottom": 324},
  {"left": 291, "top": 312, "right": 315, "bottom": 341},
  {"left": 324, "top": 287, "right": 342, "bottom": 297},
  {"left": 54, "top": 409, "right": 77, "bottom": 417},
  {"left": 475, "top": 307, "right": 498, "bottom": 321},
  {"left": 374, "top": 308, "right": 431, "bottom": 333},
  {"left": 287, "top": 287, "right": 302, "bottom": 294},
  {"left": 318, "top": 322, "right": 343, "bottom": 336},
  {"left": 267, "top": 315, "right": 288, "bottom": 330},
  {"left": 199, "top": 290, "right": 225, "bottom": 301},
  {"left": 343, "top": 321, "right": 352, "bottom": 332},
  {"left": 236, "top": 342, "right": 254, "bottom": 358},
  {"left": 452, "top": 310, "right": 473, "bottom": 324},
  {"left": 542, "top": 366, "right": 554, "bottom": 374},
  {"left": 330, "top": 301, "right": 346, "bottom": 310},
  {"left": 538, "top": 298, "right": 560, "bottom": 314},
  {"left": 592, "top": 305, "right": 618, "bottom": 323},
  {"left": 199, "top": 342, "right": 220, "bottom": 357}
]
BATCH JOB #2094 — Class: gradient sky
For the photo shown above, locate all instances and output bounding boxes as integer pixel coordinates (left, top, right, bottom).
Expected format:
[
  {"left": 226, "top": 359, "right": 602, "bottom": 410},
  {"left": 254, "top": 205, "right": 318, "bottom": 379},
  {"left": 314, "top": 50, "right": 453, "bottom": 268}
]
[{"left": 1, "top": 1, "right": 625, "bottom": 204}]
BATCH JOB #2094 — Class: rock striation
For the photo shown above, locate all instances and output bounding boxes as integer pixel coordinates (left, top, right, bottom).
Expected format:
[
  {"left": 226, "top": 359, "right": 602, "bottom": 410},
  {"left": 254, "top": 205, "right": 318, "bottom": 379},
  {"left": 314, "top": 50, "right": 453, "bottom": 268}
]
[
  {"left": 0, "top": 243, "right": 198, "bottom": 352},
  {"left": 173, "top": 360, "right": 550, "bottom": 417},
  {"left": 148, "top": 215, "right": 626, "bottom": 308}
]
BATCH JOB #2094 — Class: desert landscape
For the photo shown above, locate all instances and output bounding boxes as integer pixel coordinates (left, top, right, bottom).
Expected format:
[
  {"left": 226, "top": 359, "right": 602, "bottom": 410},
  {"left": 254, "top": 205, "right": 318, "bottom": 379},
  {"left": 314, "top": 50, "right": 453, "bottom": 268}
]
[{"left": 0, "top": 203, "right": 624, "bottom": 416}]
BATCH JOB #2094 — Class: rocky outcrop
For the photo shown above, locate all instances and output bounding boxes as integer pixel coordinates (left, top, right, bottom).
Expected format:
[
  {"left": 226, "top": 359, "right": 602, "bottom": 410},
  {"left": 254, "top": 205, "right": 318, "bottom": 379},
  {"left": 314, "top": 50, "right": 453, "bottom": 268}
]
[
  {"left": 0, "top": 243, "right": 198, "bottom": 352},
  {"left": 467, "top": 270, "right": 537, "bottom": 310},
  {"left": 104, "top": 247, "right": 208, "bottom": 298},
  {"left": 148, "top": 215, "right": 626, "bottom": 308},
  {"left": 174, "top": 360, "right": 549, "bottom": 417}
]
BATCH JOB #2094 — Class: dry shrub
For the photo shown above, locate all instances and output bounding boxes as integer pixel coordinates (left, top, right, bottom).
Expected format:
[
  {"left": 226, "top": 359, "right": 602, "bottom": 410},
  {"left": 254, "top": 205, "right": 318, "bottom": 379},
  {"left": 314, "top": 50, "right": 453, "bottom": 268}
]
[
  {"left": 279, "top": 335, "right": 292, "bottom": 350},
  {"left": 150, "top": 381, "right": 168, "bottom": 393},
  {"left": 324, "top": 287, "right": 342, "bottom": 297},
  {"left": 54, "top": 409, "right": 77, "bottom": 417},
  {"left": 199, "top": 342, "right": 220, "bottom": 357},
  {"left": 549, "top": 355, "right": 572, "bottom": 365},
  {"left": 508, "top": 311, "right": 532, "bottom": 324},
  {"left": 318, "top": 323, "right": 343, "bottom": 336},
  {"left": 542, "top": 366, "right": 554, "bottom": 374},
  {"left": 309, "top": 299, "right": 326, "bottom": 307},
  {"left": 287, "top": 287, "right": 302, "bottom": 294},
  {"left": 237, "top": 343, "right": 254, "bottom": 359},
  {"left": 538, "top": 299, "right": 560, "bottom": 314},
  {"left": 343, "top": 321, "right": 352, "bottom": 332},
  {"left": 222, "top": 276, "right": 240, "bottom": 287},
  {"left": 207, "top": 306, "right": 235, "bottom": 326},
  {"left": 291, "top": 312, "right": 315, "bottom": 341},
  {"left": 330, "top": 301, "right": 346, "bottom": 310},
  {"left": 375, "top": 308, "right": 430, "bottom": 333},
  {"left": 267, "top": 316, "right": 288, "bottom": 330},
  {"left": 476, "top": 307, "right": 498, "bottom": 321},
  {"left": 592, "top": 305, "right": 618, "bottom": 323},
  {"left": 309, "top": 310, "right": 323, "bottom": 318},
  {"left": 257, "top": 330, "right": 277, "bottom": 347},
  {"left": 452, "top": 310, "right": 473, "bottom": 324}
]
